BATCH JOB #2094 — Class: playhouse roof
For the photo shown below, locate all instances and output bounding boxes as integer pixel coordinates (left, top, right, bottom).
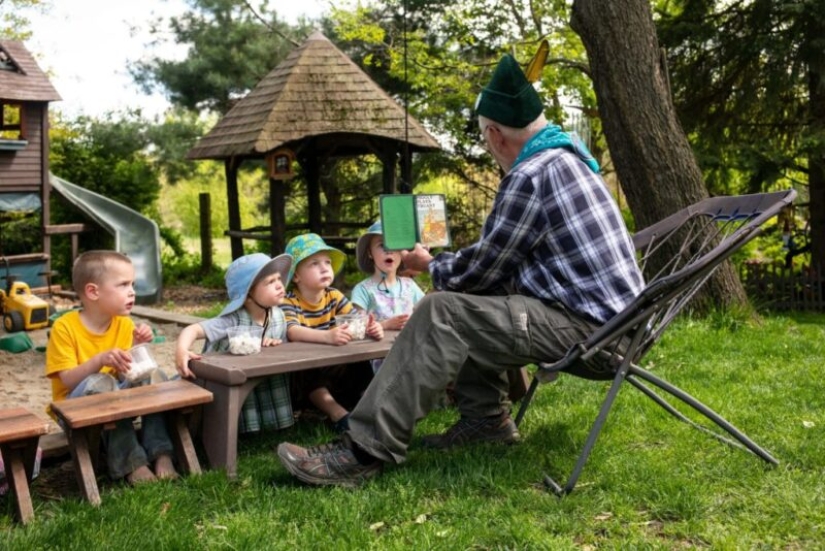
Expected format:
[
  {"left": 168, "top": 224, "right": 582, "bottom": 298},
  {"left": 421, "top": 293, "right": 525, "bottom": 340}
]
[
  {"left": 0, "top": 41, "right": 61, "bottom": 102},
  {"left": 187, "top": 31, "right": 440, "bottom": 160}
]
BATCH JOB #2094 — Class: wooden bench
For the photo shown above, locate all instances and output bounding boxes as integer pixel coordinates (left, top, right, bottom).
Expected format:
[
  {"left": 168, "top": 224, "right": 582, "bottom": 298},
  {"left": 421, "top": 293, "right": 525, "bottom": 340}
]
[
  {"left": 0, "top": 408, "right": 50, "bottom": 524},
  {"left": 189, "top": 331, "right": 529, "bottom": 478},
  {"left": 49, "top": 380, "right": 213, "bottom": 506}
]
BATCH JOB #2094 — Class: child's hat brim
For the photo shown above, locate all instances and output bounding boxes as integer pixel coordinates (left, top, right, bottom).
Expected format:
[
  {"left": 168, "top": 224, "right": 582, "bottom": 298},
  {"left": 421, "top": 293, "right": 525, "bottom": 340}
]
[
  {"left": 285, "top": 233, "right": 347, "bottom": 284},
  {"left": 356, "top": 221, "right": 383, "bottom": 273},
  {"left": 219, "top": 253, "right": 292, "bottom": 316}
]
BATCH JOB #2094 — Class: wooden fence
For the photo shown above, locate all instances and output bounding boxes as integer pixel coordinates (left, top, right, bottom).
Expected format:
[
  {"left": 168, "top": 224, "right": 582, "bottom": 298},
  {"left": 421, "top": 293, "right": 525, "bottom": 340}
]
[{"left": 740, "top": 263, "right": 825, "bottom": 312}]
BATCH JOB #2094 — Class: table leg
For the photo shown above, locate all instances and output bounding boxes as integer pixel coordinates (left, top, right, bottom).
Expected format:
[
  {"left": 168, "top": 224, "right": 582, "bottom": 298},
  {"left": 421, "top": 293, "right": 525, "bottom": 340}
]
[
  {"left": 66, "top": 428, "right": 101, "bottom": 506},
  {"left": 1, "top": 438, "right": 39, "bottom": 524},
  {"left": 168, "top": 412, "right": 201, "bottom": 475},
  {"left": 200, "top": 380, "right": 257, "bottom": 478}
]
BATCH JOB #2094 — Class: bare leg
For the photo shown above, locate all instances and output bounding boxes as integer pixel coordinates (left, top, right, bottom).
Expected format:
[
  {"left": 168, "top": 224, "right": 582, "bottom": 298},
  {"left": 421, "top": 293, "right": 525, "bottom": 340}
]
[{"left": 308, "top": 386, "right": 348, "bottom": 422}]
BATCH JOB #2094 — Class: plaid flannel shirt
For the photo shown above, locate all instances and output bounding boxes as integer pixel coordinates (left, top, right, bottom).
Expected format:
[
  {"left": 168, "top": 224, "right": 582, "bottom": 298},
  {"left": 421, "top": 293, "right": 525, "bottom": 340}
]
[{"left": 430, "top": 148, "right": 644, "bottom": 324}]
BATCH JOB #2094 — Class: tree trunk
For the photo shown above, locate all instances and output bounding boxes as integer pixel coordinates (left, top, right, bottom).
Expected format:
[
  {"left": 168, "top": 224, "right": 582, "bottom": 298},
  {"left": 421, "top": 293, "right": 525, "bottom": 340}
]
[
  {"left": 805, "top": 13, "right": 825, "bottom": 274},
  {"left": 571, "top": 0, "right": 749, "bottom": 312}
]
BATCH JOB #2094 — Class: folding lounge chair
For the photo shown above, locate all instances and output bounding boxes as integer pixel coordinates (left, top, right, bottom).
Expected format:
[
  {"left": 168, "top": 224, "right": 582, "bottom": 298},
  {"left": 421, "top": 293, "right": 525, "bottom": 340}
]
[{"left": 514, "top": 189, "right": 797, "bottom": 495}]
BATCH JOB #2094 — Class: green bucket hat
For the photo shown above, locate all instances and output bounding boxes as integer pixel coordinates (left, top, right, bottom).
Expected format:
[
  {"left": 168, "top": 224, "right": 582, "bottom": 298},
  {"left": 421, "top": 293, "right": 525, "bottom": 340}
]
[
  {"left": 474, "top": 54, "right": 543, "bottom": 129},
  {"left": 285, "top": 233, "right": 347, "bottom": 284}
]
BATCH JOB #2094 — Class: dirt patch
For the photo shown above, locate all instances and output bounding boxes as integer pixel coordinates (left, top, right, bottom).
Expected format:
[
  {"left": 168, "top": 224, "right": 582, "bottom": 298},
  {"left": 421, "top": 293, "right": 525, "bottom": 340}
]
[{"left": 155, "top": 284, "right": 227, "bottom": 316}]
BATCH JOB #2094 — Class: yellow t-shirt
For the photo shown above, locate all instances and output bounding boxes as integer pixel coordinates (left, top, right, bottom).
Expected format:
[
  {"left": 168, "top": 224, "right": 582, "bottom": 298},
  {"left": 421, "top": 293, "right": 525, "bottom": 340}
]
[{"left": 45, "top": 310, "right": 135, "bottom": 404}]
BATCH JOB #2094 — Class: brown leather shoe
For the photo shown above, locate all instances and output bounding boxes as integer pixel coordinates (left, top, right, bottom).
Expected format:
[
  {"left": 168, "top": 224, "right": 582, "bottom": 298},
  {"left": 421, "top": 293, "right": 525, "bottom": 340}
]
[
  {"left": 277, "top": 436, "right": 383, "bottom": 488},
  {"left": 276, "top": 440, "right": 345, "bottom": 462},
  {"left": 421, "top": 411, "right": 521, "bottom": 449}
]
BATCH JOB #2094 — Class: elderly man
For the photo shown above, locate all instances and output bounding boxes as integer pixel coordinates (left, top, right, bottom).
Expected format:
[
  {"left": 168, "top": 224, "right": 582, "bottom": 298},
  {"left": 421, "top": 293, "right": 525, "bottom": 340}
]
[{"left": 276, "top": 54, "right": 644, "bottom": 487}]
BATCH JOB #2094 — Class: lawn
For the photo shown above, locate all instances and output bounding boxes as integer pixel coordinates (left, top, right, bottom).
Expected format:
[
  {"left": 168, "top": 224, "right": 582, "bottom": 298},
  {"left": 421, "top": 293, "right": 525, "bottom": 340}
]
[{"left": 3, "top": 312, "right": 823, "bottom": 549}]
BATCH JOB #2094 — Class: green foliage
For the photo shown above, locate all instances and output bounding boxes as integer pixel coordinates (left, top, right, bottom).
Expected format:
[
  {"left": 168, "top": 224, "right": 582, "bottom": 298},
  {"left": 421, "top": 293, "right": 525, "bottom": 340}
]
[
  {"left": 0, "top": 211, "right": 40, "bottom": 256},
  {"left": 46, "top": 110, "right": 212, "bottom": 286},
  {"left": 130, "top": 0, "right": 315, "bottom": 115},
  {"left": 159, "top": 160, "right": 271, "bottom": 239},
  {"left": 0, "top": 0, "right": 46, "bottom": 40},
  {"left": 157, "top": 225, "right": 224, "bottom": 288},
  {"left": 50, "top": 111, "right": 161, "bottom": 213},
  {"left": 655, "top": 1, "right": 823, "bottom": 198}
]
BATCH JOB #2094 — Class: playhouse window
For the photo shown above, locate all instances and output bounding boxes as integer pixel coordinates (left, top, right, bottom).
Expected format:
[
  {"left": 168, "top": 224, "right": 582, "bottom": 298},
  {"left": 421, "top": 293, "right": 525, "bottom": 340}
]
[{"left": 0, "top": 102, "right": 25, "bottom": 141}]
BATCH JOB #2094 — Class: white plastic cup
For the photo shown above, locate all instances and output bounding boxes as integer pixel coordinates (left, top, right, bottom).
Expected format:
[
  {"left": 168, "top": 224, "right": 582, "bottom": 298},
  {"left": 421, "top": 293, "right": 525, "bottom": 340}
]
[
  {"left": 125, "top": 343, "right": 159, "bottom": 383},
  {"left": 227, "top": 326, "right": 264, "bottom": 355},
  {"left": 337, "top": 311, "right": 367, "bottom": 340}
]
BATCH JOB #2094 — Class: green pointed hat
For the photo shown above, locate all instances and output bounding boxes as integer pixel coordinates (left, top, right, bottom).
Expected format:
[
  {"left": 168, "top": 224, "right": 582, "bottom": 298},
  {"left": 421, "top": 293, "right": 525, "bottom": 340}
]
[{"left": 474, "top": 54, "right": 543, "bottom": 128}]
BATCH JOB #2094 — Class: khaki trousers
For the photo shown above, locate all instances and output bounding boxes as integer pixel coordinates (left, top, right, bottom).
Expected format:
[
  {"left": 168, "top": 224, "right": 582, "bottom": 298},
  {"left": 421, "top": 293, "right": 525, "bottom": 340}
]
[{"left": 349, "top": 292, "right": 598, "bottom": 464}]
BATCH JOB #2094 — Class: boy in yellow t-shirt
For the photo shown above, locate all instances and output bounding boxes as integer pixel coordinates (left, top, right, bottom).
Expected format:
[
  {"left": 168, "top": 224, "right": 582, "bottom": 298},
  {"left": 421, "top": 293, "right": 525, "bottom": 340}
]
[{"left": 46, "top": 250, "right": 177, "bottom": 484}]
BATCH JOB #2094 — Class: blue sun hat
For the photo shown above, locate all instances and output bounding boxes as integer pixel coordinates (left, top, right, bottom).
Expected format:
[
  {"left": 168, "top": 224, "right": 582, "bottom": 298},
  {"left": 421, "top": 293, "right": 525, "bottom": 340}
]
[
  {"left": 356, "top": 221, "right": 384, "bottom": 274},
  {"left": 285, "top": 233, "right": 346, "bottom": 284},
  {"left": 220, "top": 253, "right": 292, "bottom": 316}
]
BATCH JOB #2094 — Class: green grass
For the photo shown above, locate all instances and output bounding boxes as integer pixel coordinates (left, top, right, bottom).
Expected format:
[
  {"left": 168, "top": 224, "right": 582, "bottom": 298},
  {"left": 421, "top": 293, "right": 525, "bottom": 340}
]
[{"left": 3, "top": 312, "right": 824, "bottom": 549}]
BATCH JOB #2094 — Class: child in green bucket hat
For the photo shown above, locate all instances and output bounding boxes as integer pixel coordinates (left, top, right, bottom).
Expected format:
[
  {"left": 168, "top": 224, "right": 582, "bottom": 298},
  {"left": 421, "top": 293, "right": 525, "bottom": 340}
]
[{"left": 281, "top": 233, "right": 383, "bottom": 433}]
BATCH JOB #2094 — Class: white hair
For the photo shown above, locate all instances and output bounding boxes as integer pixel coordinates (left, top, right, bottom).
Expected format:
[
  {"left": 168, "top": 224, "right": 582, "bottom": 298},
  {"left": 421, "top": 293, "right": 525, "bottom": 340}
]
[{"left": 479, "top": 113, "right": 547, "bottom": 141}]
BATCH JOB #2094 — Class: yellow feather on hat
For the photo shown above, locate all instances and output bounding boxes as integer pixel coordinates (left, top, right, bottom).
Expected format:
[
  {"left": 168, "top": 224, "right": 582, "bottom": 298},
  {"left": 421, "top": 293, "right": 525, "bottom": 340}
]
[{"left": 524, "top": 39, "right": 549, "bottom": 83}]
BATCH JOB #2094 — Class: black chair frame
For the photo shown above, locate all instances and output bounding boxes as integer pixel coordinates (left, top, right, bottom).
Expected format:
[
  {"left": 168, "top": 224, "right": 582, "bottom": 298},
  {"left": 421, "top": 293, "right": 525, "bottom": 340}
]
[{"left": 514, "top": 189, "right": 797, "bottom": 496}]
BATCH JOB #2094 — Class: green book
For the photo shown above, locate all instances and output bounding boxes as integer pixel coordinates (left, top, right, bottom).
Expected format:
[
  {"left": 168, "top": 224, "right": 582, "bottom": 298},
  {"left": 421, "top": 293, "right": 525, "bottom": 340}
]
[{"left": 379, "top": 194, "right": 452, "bottom": 251}]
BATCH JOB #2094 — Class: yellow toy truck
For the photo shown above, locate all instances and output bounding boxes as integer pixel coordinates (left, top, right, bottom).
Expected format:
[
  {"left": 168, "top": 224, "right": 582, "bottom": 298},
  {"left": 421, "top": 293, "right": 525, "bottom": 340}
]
[{"left": 1, "top": 280, "right": 52, "bottom": 332}]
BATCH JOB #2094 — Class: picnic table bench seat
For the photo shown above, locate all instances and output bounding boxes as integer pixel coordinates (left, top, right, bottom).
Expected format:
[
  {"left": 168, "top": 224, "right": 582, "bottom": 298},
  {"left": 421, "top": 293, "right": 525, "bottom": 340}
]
[
  {"left": 49, "top": 379, "right": 213, "bottom": 506},
  {"left": 0, "top": 407, "right": 49, "bottom": 524}
]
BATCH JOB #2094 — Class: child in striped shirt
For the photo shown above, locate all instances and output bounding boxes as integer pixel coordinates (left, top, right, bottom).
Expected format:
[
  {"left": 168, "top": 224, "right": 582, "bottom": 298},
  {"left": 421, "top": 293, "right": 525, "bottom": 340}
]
[{"left": 280, "top": 233, "right": 383, "bottom": 432}]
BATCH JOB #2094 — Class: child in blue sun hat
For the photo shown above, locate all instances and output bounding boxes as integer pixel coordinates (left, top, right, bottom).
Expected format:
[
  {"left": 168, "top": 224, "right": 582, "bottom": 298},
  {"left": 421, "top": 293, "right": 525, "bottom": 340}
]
[
  {"left": 175, "top": 252, "right": 295, "bottom": 434},
  {"left": 281, "top": 233, "right": 383, "bottom": 433}
]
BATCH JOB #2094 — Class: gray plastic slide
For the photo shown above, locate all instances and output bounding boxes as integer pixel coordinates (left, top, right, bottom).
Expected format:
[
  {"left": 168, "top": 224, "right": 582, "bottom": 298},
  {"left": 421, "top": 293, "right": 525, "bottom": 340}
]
[{"left": 49, "top": 173, "right": 162, "bottom": 304}]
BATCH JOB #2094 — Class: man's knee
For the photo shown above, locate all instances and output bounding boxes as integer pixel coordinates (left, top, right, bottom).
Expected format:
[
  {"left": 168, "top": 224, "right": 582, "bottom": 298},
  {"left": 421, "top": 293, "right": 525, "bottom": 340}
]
[{"left": 413, "top": 292, "right": 455, "bottom": 319}]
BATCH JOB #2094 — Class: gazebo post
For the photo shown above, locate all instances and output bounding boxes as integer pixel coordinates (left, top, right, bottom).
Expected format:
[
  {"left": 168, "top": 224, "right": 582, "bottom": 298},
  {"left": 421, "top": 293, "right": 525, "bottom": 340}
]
[
  {"left": 400, "top": 149, "right": 413, "bottom": 193},
  {"left": 303, "top": 157, "right": 323, "bottom": 235},
  {"left": 269, "top": 177, "right": 287, "bottom": 255},
  {"left": 381, "top": 150, "right": 398, "bottom": 195},
  {"left": 225, "top": 157, "right": 243, "bottom": 260}
]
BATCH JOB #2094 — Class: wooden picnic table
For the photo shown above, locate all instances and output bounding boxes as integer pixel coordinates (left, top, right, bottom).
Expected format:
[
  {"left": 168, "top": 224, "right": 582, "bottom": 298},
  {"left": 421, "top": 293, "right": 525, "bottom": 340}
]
[{"left": 189, "top": 331, "right": 400, "bottom": 478}]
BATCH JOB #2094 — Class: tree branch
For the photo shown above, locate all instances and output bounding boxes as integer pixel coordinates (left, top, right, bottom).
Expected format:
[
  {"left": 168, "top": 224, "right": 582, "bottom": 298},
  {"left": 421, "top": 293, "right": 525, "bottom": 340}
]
[{"left": 240, "top": 0, "right": 300, "bottom": 47}]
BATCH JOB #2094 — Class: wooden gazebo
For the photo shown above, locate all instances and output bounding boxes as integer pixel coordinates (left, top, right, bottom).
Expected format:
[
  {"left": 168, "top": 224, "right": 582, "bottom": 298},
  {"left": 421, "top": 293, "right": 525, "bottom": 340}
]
[{"left": 187, "top": 31, "right": 440, "bottom": 258}]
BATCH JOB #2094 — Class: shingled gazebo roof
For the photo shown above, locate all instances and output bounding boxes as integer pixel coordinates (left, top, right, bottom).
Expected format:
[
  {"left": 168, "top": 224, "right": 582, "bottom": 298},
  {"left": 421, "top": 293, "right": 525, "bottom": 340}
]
[
  {"left": 0, "top": 41, "right": 61, "bottom": 102},
  {"left": 187, "top": 30, "right": 440, "bottom": 160}
]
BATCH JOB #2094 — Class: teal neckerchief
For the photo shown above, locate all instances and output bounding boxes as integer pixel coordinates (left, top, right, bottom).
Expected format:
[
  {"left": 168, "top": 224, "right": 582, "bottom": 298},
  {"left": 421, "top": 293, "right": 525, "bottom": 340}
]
[{"left": 512, "top": 124, "right": 600, "bottom": 174}]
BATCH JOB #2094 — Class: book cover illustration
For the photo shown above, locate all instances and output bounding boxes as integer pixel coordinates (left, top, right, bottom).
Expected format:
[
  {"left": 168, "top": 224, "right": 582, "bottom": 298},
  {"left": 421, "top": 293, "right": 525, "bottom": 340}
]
[{"left": 379, "top": 194, "right": 452, "bottom": 250}]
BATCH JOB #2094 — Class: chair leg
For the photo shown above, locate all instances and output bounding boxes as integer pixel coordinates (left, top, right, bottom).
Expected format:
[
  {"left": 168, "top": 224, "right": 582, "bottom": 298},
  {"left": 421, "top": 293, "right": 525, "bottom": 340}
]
[
  {"left": 628, "top": 365, "right": 778, "bottom": 465},
  {"left": 514, "top": 370, "right": 560, "bottom": 427},
  {"left": 550, "top": 365, "right": 630, "bottom": 495},
  {"left": 514, "top": 378, "right": 540, "bottom": 427}
]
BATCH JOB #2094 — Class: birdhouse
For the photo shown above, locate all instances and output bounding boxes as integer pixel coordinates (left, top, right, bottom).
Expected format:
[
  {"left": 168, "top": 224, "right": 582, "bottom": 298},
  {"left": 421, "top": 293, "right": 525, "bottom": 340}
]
[{"left": 266, "top": 148, "right": 295, "bottom": 180}]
